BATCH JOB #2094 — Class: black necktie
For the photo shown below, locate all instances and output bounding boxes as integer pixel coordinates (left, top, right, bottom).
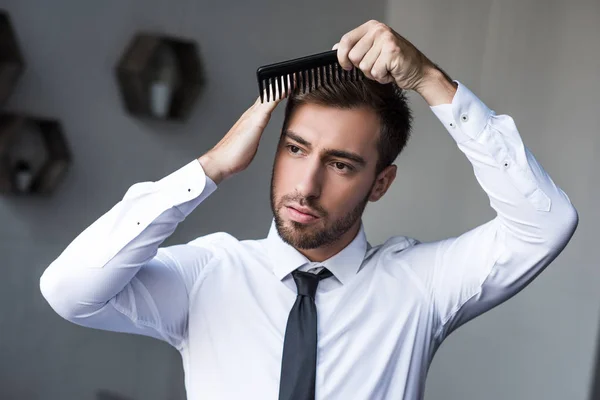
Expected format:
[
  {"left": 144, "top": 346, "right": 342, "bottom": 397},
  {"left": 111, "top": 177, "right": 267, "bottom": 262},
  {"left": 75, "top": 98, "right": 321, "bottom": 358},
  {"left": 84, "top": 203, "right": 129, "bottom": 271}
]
[{"left": 278, "top": 268, "right": 333, "bottom": 400}]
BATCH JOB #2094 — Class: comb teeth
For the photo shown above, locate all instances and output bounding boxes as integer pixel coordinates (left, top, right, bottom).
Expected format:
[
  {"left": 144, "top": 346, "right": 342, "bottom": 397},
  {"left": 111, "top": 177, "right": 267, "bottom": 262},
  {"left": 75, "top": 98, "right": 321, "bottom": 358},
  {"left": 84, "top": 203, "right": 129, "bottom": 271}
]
[{"left": 256, "top": 50, "right": 365, "bottom": 103}]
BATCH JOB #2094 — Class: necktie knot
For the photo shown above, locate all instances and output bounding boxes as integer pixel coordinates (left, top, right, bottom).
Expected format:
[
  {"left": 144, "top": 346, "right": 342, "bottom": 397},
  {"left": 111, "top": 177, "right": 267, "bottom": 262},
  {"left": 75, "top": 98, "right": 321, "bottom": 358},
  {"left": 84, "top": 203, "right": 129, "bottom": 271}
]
[{"left": 292, "top": 268, "right": 333, "bottom": 298}]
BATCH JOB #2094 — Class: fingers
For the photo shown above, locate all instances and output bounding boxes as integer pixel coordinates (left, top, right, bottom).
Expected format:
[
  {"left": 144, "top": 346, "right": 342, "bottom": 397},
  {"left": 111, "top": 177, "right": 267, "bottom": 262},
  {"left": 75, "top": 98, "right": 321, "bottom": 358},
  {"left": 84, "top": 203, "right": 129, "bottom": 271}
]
[
  {"left": 336, "top": 20, "right": 374, "bottom": 70},
  {"left": 337, "top": 21, "right": 376, "bottom": 70},
  {"left": 355, "top": 43, "right": 381, "bottom": 80},
  {"left": 347, "top": 34, "right": 375, "bottom": 69},
  {"left": 255, "top": 91, "right": 278, "bottom": 113},
  {"left": 357, "top": 41, "right": 394, "bottom": 84},
  {"left": 370, "top": 54, "right": 395, "bottom": 84},
  {"left": 335, "top": 33, "right": 392, "bottom": 84},
  {"left": 334, "top": 20, "right": 399, "bottom": 84},
  {"left": 255, "top": 75, "right": 293, "bottom": 113}
]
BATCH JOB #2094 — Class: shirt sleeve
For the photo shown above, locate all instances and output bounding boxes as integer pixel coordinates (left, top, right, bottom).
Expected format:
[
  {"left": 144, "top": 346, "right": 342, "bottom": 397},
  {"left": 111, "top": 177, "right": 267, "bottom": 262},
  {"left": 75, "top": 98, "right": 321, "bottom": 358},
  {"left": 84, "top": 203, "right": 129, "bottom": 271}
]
[
  {"left": 39, "top": 159, "right": 218, "bottom": 349},
  {"left": 420, "top": 82, "right": 579, "bottom": 341}
]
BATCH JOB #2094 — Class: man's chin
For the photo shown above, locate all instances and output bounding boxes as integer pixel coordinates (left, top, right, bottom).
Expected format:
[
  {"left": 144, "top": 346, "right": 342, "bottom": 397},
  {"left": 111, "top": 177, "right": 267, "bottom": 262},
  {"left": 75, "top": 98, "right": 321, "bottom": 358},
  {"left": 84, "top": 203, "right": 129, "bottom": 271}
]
[
  {"left": 275, "top": 214, "right": 321, "bottom": 246},
  {"left": 280, "top": 231, "right": 321, "bottom": 250},
  {"left": 285, "top": 216, "right": 326, "bottom": 234}
]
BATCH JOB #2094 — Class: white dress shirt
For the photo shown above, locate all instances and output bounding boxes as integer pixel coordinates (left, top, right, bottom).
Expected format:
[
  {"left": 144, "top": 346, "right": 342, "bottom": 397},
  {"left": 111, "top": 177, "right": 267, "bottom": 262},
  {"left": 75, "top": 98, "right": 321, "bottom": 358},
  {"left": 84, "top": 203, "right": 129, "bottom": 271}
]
[{"left": 39, "top": 81, "right": 578, "bottom": 400}]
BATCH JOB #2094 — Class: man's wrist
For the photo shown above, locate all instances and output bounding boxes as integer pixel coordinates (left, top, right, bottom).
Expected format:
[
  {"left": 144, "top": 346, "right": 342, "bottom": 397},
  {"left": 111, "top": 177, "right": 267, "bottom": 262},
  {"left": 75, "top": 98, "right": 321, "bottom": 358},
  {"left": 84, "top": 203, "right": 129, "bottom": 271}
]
[
  {"left": 414, "top": 66, "right": 458, "bottom": 107},
  {"left": 197, "top": 154, "right": 225, "bottom": 185}
]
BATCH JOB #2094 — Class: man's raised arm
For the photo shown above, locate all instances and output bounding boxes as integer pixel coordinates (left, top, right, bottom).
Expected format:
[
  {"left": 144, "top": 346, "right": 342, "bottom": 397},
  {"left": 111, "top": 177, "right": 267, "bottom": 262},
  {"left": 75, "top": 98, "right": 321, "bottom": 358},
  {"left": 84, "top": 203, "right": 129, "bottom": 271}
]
[
  {"left": 39, "top": 92, "right": 286, "bottom": 348},
  {"left": 333, "top": 19, "right": 578, "bottom": 339}
]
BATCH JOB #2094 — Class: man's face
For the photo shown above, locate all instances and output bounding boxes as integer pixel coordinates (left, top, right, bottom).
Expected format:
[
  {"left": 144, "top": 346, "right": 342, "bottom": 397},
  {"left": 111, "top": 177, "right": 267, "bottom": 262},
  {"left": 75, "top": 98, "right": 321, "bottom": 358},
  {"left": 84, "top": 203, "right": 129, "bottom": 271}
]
[{"left": 270, "top": 103, "right": 381, "bottom": 250}]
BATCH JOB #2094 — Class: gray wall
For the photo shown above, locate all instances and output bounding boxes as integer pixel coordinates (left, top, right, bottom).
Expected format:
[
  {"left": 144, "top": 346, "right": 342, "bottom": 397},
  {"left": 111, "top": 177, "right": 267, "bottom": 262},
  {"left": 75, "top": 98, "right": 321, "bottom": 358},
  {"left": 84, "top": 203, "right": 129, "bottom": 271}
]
[
  {"left": 0, "top": 1, "right": 385, "bottom": 399},
  {"left": 1, "top": 0, "right": 597, "bottom": 400},
  {"left": 384, "top": 0, "right": 599, "bottom": 399}
]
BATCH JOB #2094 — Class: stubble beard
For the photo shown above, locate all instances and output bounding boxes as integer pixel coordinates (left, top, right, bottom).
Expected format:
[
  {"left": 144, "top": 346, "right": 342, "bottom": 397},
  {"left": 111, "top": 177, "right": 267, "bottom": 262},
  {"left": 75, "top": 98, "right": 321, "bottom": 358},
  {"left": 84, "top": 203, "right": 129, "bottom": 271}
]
[{"left": 270, "top": 175, "right": 372, "bottom": 250}]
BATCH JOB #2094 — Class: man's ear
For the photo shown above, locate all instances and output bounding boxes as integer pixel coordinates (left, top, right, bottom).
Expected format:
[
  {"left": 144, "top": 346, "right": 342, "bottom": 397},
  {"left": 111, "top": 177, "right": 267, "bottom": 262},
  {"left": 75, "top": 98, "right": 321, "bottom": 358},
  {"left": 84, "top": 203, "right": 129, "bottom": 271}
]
[{"left": 369, "top": 164, "right": 397, "bottom": 202}]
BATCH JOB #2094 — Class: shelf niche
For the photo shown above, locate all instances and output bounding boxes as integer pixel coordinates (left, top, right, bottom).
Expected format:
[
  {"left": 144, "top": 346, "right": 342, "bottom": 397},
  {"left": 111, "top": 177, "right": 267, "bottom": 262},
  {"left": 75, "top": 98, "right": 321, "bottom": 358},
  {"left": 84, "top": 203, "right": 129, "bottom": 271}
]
[
  {"left": 0, "top": 10, "right": 25, "bottom": 107},
  {"left": 0, "top": 113, "right": 71, "bottom": 196},
  {"left": 115, "top": 33, "right": 204, "bottom": 121}
]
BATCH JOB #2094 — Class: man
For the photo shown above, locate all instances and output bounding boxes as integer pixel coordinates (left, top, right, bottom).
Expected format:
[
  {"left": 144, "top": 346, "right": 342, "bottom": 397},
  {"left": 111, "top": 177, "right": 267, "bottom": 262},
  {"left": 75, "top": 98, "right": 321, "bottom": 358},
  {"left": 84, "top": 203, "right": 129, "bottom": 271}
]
[{"left": 40, "top": 20, "right": 578, "bottom": 400}]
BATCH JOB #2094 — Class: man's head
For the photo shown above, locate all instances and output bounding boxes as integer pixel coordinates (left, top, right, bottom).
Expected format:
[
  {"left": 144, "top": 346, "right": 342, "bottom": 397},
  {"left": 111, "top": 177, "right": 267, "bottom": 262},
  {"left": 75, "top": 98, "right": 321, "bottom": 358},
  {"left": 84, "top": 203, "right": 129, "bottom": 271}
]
[{"left": 270, "top": 78, "right": 412, "bottom": 251}]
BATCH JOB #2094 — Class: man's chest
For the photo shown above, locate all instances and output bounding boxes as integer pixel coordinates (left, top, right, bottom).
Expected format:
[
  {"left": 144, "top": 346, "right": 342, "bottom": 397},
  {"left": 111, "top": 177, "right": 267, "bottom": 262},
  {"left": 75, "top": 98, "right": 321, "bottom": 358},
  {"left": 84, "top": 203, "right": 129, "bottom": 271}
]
[{"left": 183, "top": 262, "right": 435, "bottom": 397}]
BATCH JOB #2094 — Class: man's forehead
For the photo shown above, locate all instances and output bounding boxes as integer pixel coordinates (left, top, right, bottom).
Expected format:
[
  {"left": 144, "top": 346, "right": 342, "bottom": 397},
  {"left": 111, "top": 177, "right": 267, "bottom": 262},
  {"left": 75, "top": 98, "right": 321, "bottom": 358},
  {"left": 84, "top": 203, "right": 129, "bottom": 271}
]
[{"left": 285, "top": 103, "right": 380, "bottom": 153}]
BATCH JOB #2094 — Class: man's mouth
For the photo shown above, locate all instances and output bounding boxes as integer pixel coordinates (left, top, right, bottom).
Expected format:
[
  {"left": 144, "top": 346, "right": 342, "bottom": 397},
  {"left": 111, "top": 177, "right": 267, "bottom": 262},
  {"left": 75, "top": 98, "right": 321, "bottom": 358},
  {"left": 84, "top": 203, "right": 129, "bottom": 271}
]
[{"left": 285, "top": 205, "right": 320, "bottom": 223}]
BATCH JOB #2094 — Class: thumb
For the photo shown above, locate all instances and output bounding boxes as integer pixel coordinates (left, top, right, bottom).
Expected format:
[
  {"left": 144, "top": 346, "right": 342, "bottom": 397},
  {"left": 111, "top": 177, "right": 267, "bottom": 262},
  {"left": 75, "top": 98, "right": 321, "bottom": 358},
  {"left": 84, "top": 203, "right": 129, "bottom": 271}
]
[{"left": 332, "top": 43, "right": 340, "bottom": 50}]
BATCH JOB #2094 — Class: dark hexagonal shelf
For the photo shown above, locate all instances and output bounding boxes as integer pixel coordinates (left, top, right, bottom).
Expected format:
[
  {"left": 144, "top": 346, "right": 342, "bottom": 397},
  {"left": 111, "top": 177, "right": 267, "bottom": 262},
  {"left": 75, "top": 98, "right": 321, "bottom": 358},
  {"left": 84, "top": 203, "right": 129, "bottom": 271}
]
[
  {"left": 0, "top": 113, "right": 72, "bottom": 196},
  {"left": 0, "top": 10, "right": 25, "bottom": 107},
  {"left": 115, "top": 33, "right": 205, "bottom": 122}
]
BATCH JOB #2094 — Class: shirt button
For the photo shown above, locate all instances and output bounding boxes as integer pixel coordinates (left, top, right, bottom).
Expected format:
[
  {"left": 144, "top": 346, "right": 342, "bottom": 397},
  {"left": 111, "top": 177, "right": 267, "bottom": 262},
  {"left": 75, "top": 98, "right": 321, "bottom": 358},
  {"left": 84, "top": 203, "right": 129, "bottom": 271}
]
[
  {"left": 449, "top": 122, "right": 456, "bottom": 128},
  {"left": 460, "top": 113, "right": 469, "bottom": 122},
  {"left": 503, "top": 160, "right": 510, "bottom": 168}
]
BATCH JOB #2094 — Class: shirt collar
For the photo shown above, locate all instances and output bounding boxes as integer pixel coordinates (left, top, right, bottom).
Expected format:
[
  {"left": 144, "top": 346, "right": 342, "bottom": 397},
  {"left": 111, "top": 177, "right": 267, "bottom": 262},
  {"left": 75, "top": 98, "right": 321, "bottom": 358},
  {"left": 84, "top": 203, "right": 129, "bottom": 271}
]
[{"left": 265, "top": 218, "right": 369, "bottom": 285}]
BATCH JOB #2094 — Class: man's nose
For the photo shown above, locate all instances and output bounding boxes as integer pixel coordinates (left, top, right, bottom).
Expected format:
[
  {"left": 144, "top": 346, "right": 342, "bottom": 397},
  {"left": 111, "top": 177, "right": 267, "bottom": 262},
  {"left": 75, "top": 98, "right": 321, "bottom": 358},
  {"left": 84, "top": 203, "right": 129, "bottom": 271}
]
[{"left": 295, "top": 161, "right": 322, "bottom": 199}]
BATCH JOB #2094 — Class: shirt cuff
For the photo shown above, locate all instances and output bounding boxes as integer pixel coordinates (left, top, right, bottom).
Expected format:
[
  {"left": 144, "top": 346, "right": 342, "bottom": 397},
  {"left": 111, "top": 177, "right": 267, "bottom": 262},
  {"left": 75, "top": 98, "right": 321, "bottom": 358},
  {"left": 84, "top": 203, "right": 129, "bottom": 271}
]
[
  {"left": 156, "top": 159, "right": 218, "bottom": 217},
  {"left": 430, "top": 81, "right": 494, "bottom": 144}
]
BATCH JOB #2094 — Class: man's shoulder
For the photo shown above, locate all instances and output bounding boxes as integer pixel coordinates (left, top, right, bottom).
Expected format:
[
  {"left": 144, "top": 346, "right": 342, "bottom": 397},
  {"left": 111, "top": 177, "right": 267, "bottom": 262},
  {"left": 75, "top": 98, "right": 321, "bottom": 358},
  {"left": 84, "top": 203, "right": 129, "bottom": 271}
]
[
  {"left": 372, "top": 234, "right": 446, "bottom": 266},
  {"left": 383, "top": 235, "right": 421, "bottom": 248},
  {"left": 184, "top": 231, "right": 266, "bottom": 256},
  {"left": 186, "top": 231, "right": 241, "bottom": 250},
  {"left": 372, "top": 235, "right": 422, "bottom": 255}
]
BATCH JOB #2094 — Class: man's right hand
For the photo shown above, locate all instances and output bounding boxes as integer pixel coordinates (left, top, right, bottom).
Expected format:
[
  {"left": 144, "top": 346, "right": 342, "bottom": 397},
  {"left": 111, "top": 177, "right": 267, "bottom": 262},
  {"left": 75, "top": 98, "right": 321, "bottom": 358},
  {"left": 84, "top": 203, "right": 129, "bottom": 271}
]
[{"left": 198, "top": 89, "right": 286, "bottom": 185}]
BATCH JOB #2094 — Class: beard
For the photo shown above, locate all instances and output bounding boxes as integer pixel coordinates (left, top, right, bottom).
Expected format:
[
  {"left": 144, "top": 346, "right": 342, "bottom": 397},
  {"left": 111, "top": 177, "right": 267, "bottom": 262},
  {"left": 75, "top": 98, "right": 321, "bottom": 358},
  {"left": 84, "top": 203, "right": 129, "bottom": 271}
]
[{"left": 270, "top": 172, "right": 372, "bottom": 250}]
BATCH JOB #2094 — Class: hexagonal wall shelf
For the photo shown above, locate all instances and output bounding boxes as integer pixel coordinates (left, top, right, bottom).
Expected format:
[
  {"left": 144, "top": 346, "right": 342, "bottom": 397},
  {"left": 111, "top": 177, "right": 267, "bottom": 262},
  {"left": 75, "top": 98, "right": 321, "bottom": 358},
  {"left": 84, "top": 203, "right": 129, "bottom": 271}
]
[
  {"left": 115, "top": 33, "right": 204, "bottom": 121},
  {"left": 0, "top": 10, "right": 25, "bottom": 107},
  {"left": 0, "top": 113, "right": 71, "bottom": 196}
]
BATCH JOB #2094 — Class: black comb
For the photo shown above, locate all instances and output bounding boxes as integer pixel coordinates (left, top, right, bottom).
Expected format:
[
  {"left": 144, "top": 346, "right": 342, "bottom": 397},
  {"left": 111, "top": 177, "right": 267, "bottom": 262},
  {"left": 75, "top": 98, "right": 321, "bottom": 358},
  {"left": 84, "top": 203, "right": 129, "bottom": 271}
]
[{"left": 256, "top": 49, "right": 365, "bottom": 103}]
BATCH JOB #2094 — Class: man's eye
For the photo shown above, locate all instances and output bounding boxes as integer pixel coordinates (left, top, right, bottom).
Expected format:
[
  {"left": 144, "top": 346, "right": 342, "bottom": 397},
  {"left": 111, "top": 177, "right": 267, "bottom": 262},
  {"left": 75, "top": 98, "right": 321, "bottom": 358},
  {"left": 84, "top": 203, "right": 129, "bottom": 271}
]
[
  {"left": 333, "top": 162, "right": 350, "bottom": 171},
  {"left": 287, "top": 145, "right": 301, "bottom": 154}
]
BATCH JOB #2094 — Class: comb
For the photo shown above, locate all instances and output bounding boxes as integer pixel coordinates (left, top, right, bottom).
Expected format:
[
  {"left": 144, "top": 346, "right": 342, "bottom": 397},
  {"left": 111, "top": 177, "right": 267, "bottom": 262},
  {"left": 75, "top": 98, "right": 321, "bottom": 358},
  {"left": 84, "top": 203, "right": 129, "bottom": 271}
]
[{"left": 256, "top": 50, "right": 365, "bottom": 103}]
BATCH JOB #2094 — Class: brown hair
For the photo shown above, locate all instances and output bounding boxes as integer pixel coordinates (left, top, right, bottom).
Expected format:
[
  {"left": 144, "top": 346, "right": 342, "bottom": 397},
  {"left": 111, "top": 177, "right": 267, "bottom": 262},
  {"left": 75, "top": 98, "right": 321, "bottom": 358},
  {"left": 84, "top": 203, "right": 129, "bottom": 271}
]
[{"left": 281, "top": 78, "right": 413, "bottom": 176}]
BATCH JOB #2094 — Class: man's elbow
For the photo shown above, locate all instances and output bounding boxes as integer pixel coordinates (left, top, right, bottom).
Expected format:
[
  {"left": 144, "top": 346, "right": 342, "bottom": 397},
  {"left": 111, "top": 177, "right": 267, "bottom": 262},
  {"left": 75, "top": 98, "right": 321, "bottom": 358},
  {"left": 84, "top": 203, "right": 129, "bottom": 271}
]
[
  {"left": 560, "top": 202, "right": 579, "bottom": 237},
  {"left": 40, "top": 268, "right": 71, "bottom": 320},
  {"left": 546, "top": 203, "right": 579, "bottom": 251},
  {"left": 39, "top": 266, "right": 94, "bottom": 322}
]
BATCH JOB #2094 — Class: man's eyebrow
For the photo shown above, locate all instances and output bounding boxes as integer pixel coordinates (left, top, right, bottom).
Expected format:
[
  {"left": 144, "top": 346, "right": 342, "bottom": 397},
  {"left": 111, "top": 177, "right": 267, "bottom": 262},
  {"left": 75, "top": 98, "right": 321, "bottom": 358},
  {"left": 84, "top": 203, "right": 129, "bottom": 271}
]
[
  {"left": 283, "top": 130, "right": 367, "bottom": 167},
  {"left": 283, "top": 130, "right": 312, "bottom": 148},
  {"left": 323, "top": 149, "right": 367, "bottom": 167}
]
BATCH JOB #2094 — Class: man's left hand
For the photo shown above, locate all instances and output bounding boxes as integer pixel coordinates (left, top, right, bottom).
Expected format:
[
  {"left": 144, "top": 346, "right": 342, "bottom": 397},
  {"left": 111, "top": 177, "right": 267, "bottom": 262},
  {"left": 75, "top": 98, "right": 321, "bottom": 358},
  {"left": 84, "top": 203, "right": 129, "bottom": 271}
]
[{"left": 333, "top": 20, "right": 436, "bottom": 92}]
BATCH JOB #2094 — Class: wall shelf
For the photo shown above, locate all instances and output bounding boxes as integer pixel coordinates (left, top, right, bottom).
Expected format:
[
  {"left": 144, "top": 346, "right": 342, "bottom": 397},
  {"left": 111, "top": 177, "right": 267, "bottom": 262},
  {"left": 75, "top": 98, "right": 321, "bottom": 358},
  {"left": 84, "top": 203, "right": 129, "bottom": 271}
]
[
  {"left": 115, "top": 33, "right": 205, "bottom": 122},
  {"left": 0, "top": 113, "right": 71, "bottom": 196},
  {"left": 0, "top": 10, "right": 25, "bottom": 107}
]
